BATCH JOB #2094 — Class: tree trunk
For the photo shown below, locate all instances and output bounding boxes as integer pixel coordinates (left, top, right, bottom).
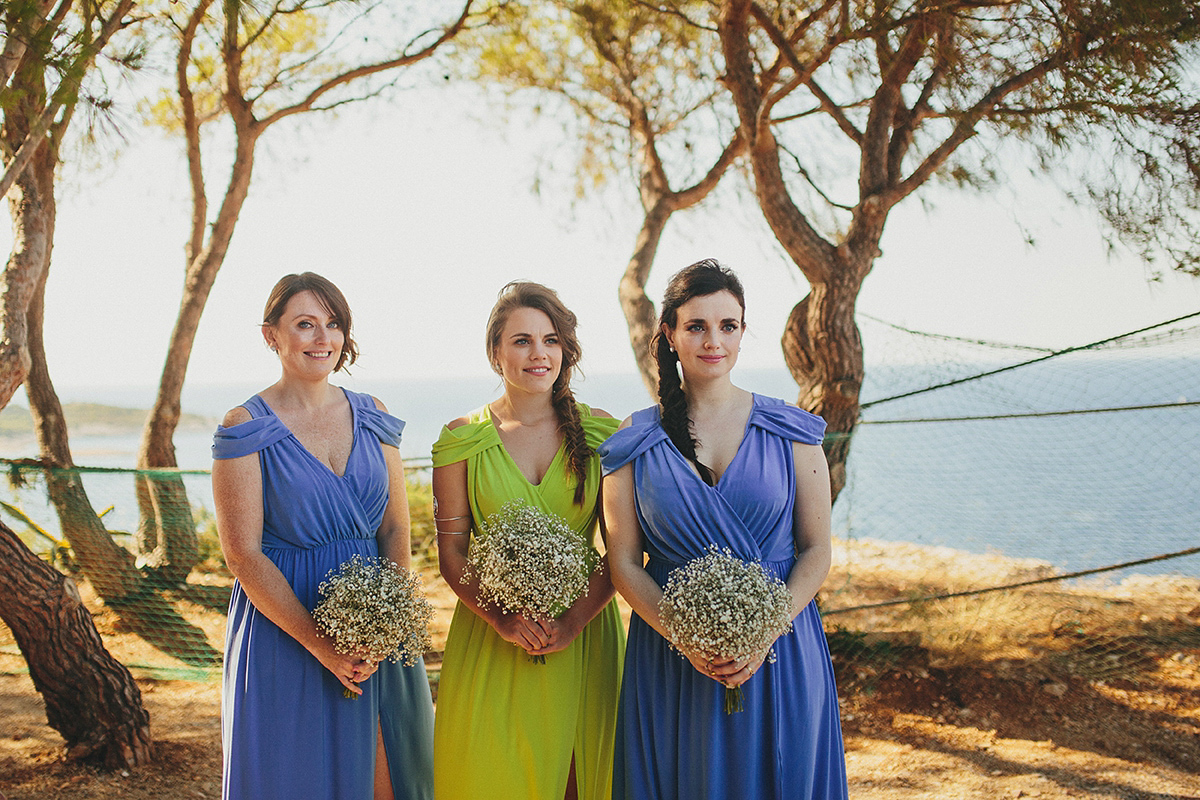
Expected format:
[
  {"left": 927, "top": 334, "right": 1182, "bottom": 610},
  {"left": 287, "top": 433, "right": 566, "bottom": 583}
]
[
  {"left": 23, "top": 211, "right": 148, "bottom": 602},
  {"left": 0, "top": 167, "right": 47, "bottom": 408},
  {"left": 132, "top": 472, "right": 197, "bottom": 584},
  {"left": 0, "top": 519, "right": 153, "bottom": 768},
  {"left": 619, "top": 197, "right": 673, "bottom": 397},
  {"left": 719, "top": 0, "right": 873, "bottom": 501},
  {"left": 21, "top": 144, "right": 220, "bottom": 666},
  {"left": 5, "top": 81, "right": 146, "bottom": 600},
  {"left": 0, "top": 7, "right": 55, "bottom": 411},
  {"left": 781, "top": 280, "right": 864, "bottom": 499},
  {"left": 134, "top": 124, "right": 260, "bottom": 581},
  {"left": 618, "top": 125, "right": 744, "bottom": 399}
]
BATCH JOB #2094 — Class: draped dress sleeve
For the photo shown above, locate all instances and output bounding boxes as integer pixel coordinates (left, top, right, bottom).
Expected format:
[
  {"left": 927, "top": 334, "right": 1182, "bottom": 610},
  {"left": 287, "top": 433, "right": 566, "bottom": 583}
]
[
  {"left": 431, "top": 403, "right": 625, "bottom": 800},
  {"left": 215, "top": 389, "right": 434, "bottom": 800},
  {"left": 598, "top": 395, "right": 847, "bottom": 800}
]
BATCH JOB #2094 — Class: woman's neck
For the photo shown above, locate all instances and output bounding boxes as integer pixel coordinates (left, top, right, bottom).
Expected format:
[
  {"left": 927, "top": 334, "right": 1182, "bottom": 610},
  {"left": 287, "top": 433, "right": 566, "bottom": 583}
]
[
  {"left": 266, "top": 375, "right": 336, "bottom": 413},
  {"left": 492, "top": 388, "right": 556, "bottom": 427},
  {"left": 682, "top": 373, "right": 739, "bottom": 414}
]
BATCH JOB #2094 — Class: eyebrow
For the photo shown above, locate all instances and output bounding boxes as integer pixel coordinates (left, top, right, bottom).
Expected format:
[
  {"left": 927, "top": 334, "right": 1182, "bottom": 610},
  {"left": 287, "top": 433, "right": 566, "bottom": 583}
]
[
  {"left": 683, "top": 317, "right": 740, "bottom": 325},
  {"left": 289, "top": 312, "right": 338, "bottom": 325},
  {"left": 508, "top": 331, "right": 557, "bottom": 339}
]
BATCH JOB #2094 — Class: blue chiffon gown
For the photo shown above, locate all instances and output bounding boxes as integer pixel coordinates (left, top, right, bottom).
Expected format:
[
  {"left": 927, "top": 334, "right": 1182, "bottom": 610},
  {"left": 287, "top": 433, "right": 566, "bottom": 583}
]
[
  {"left": 598, "top": 394, "right": 849, "bottom": 800},
  {"left": 213, "top": 389, "right": 434, "bottom": 800}
]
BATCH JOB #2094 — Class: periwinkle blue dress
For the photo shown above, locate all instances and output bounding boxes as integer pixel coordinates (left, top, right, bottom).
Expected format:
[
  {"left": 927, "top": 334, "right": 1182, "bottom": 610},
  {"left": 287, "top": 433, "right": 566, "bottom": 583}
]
[
  {"left": 212, "top": 389, "right": 434, "bottom": 800},
  {"left": 598, "top": 394, "right": 849, "bottom": 800}
]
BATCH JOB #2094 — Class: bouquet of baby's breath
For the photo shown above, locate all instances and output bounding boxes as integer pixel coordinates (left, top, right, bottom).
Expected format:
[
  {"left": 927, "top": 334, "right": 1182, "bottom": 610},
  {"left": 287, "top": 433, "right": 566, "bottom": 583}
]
[
  {"left": 461, "top": 499, "right": 600, "bottom": 663},
  {"left": 312, "top": 554, "right": 432, "bottom": 697},
  {"left": 658, "top": 546, "right": 794, "bottom": 713}
]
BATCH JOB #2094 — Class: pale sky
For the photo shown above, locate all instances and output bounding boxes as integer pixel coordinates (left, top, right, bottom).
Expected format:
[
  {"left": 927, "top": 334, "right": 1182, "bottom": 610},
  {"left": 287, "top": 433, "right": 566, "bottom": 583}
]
[{"left": 6, "top": 82, "right": 1199, "bottom": 408}]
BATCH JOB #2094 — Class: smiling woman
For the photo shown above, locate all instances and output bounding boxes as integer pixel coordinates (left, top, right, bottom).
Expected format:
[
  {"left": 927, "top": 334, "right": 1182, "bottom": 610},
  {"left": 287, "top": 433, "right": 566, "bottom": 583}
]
[
  {"left": 211, "top": 272, "right": 435, "bottom": 800},
  {"left": 600, "top": 259, "right": 849, "bottom": 800},
  {"left": 260, "top": 272, "right": 358, "bottom": 376},
  {"left": 430, "top": 281, "right": 625, "bottom": 800}
]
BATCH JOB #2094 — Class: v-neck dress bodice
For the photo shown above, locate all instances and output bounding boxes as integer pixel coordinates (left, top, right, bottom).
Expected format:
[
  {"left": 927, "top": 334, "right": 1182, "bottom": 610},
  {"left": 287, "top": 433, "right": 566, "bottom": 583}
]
[
  {"left": 213, "top": 389, "right": 434, "bottom": 800},
  {"left": 430, "top": 403, "right": 625, "bottom": 800},
  {"left": 598, "top": 394, "right": 849, "bottom": 800}
]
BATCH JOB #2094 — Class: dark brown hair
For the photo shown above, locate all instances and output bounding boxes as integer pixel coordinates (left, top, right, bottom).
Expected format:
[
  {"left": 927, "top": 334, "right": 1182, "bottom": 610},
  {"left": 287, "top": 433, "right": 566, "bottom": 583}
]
[
  {"left": 651, "top": 259, "right": 746, "bottom": 486},
  {"left": 486, "top": 281, "right": 591, "bottom": 504},
  {"left": 262, "top": 272, "right": 358, "bottom": 373}
]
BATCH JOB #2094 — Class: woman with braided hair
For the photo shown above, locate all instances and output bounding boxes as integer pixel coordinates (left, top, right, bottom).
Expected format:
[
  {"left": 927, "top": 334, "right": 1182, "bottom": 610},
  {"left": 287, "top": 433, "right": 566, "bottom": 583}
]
[
  {"left": 430, "top": 281, "right": 624, "bottom": 800},
  {"left": 600, "top": 260, "right": 848, "bottom": 799}
]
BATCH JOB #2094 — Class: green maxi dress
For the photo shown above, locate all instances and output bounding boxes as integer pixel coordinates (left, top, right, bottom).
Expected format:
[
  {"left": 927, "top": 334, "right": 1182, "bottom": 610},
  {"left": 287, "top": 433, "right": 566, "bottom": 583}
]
[{"left": 431, "top": 404, "right": 625, "bottom": 800}]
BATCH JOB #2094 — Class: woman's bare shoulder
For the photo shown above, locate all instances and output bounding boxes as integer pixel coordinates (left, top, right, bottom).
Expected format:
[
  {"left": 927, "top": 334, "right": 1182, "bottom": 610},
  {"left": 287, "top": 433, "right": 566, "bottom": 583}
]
[
  {"left": 445, "top": 415, "right": 472, "bottom": 431},
  {"left": 221, "top": 405, "right": 253, "bottom": 427}
]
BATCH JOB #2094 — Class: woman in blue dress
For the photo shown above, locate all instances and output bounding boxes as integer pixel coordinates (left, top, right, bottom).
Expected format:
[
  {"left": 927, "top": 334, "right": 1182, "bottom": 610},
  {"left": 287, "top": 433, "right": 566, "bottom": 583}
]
[
  {"left": 212, "top": 272, "right": 433, "bottom": 800},
  {"left": 599, "top": 260, "right": 849, "bottom": 800}
]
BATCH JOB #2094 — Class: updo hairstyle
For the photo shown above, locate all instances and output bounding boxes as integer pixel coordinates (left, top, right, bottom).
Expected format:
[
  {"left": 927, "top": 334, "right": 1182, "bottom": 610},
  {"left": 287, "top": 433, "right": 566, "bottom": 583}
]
[{"left": 262, "top": 272, "right": 359, "bottom": 373}]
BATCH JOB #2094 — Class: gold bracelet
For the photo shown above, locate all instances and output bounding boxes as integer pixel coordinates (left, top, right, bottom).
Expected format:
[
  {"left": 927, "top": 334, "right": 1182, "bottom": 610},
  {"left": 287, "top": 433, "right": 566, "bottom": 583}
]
[
  {"left": 435, "top": 527, "right": 470, "bottom": 535},
  {"left": 433, "top": 514, "right": 470, "bottom": 522}
]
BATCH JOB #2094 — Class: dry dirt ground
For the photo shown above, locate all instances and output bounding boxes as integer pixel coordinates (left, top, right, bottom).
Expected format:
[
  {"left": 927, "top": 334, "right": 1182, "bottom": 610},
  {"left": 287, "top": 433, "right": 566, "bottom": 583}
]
[{"left": 3, "top": 543, "right": 1199, "bottom": 800}]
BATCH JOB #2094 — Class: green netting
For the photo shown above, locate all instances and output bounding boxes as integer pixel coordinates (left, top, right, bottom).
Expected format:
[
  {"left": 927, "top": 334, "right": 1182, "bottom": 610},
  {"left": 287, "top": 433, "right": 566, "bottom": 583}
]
[
  {"left": 0, "top": 462, "right": 437, "bottom": 682},
  {"left": 1, "top": 314, "right": 1197, "bottom": 688},
  {"left": 822, "top": 311, "right": 1200, "bottom": 677}
]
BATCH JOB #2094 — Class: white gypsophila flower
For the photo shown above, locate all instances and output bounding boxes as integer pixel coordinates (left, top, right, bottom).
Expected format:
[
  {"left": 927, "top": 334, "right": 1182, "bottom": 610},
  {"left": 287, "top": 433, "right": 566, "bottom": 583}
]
[
  {"left": 312, "top": 554, "right": 433, "bottom": 669},
  {"left": 461, "top": 499, "right": 600, "bottom": 620},
  {"left": 658, "top": 546, "right": 794, "bottom": 712}
]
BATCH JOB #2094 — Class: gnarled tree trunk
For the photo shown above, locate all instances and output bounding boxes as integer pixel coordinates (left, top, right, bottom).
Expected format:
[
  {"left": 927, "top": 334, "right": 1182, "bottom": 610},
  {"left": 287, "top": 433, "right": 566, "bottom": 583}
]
[
  {"left": 781, "top": 280, "right": 865, "bottom": 498},
  {"left": 0, "top": 519, "right": 152, "bottom": 768}
]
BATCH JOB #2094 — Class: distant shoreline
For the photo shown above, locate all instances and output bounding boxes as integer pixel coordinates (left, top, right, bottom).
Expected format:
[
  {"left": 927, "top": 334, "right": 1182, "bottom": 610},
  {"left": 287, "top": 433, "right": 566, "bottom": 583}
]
[{"left": 0, "top": 402, "right": 218, "bottom": 439}]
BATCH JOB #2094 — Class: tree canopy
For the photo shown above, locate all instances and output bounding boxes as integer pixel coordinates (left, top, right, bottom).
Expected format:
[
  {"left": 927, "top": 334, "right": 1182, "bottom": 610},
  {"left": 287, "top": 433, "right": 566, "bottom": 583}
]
[{"left": 459, "top": 0, "right": 1200, "bottom": 493}]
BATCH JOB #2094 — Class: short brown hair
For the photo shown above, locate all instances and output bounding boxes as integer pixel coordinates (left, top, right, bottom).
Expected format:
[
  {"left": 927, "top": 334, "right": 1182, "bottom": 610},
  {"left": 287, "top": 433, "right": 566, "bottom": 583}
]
[{"left": 262, "top": 272, "right": 359, "bottom": 373}]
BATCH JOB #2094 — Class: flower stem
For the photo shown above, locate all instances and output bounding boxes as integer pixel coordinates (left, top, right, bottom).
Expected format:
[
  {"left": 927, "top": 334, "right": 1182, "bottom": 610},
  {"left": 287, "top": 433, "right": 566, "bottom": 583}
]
[{"left": 724, "top": 685, "right": 744, "bottom": 714}]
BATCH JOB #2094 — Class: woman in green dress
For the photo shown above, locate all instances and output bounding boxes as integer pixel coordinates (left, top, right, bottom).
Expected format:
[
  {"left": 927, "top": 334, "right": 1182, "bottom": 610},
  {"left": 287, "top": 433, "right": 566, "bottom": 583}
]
[{"left": 431, "top": 281, "right": 625, "bottom": 800}]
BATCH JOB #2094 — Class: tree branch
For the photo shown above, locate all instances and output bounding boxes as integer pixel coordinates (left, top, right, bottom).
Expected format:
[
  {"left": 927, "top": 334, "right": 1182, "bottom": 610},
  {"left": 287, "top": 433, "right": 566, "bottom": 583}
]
[
  {"left": 890, "top": 48, "right": 1072, "bottom": 204},
  {"left": 256, "top": 0, "right": 472, "bottom": 129},
  {"left": 749, "top": 0, "right": 843, "bottom": 124},
  {"left": 719, "top": 0, "right": 836, "bottom": 284},
  {"left": 631, "top": 0, "right": 717, "bottom": 32},
  {"left": 179, "top": 0, "right": 216, "bottom": 264},
  {"left": 670, "top": 128, "right": 744, "bottom": 210},
  {"left": 0, "top": 0, "right": 134, "bottom": 201},
  {"left": 886, "top": 28, "right": 949, "bottom": 184},
  {"left": 860, "top": 10, "right": 935, "bottom": 198},
  {"left": 805, "top": 76, "right": 863, "bottom": 145}
]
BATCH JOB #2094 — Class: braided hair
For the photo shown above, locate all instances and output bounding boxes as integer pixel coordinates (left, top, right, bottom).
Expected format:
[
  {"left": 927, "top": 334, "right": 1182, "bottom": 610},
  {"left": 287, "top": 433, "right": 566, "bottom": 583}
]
[
  {"left": 486, "top": 282, "right": 593, "bottom": 504},
  {"left": 651, "top": 259, "right": 746, "bottom": 487}
]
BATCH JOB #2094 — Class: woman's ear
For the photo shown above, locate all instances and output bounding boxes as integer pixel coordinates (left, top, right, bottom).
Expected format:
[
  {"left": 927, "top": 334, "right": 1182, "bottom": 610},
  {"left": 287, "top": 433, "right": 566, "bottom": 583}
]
[
  {"left": 261, "top": 324, "right": 277, "bottom": 353},
  {"left": 661, "top": 323, "right": 675, "bottom": 353}
]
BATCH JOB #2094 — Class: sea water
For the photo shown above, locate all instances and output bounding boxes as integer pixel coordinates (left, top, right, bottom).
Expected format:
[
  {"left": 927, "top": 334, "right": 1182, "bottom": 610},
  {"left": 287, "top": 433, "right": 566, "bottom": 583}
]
[{"left": 2, "top": 364, "right": 1197, "bottom": 579}]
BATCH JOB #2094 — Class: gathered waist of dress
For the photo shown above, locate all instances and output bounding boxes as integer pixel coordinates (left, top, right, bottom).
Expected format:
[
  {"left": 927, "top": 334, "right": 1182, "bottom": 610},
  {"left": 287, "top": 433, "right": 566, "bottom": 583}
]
[
  {"left": 645, "top": 552, "right": 795, "bottom": 584},
  {"left": 261, "top": 533, "right": 375, "bottom": 552}
]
